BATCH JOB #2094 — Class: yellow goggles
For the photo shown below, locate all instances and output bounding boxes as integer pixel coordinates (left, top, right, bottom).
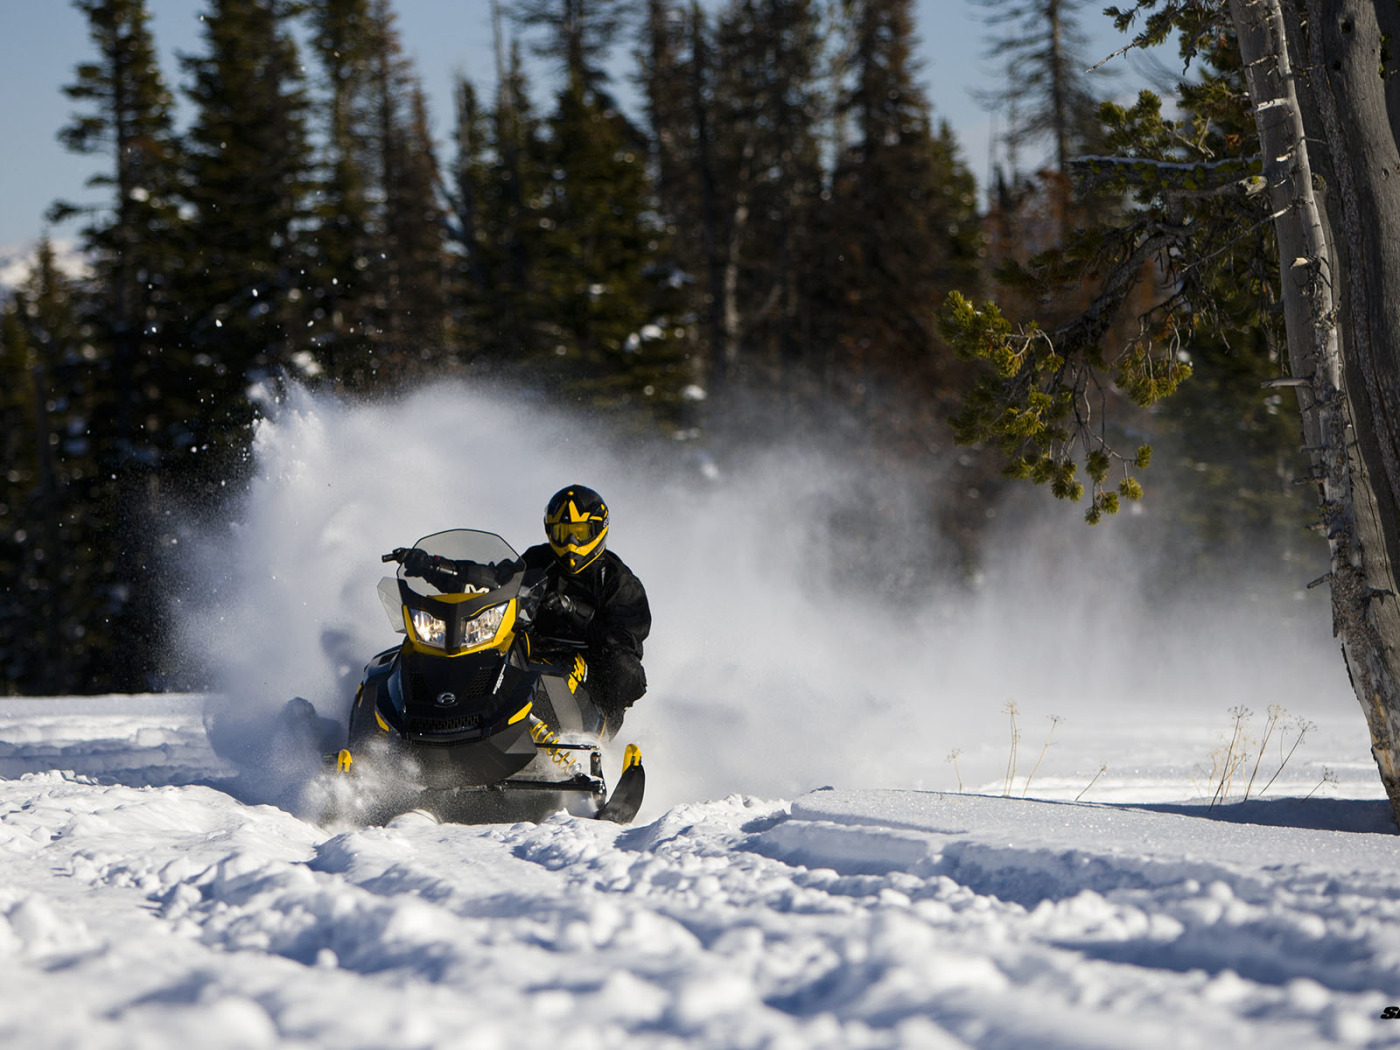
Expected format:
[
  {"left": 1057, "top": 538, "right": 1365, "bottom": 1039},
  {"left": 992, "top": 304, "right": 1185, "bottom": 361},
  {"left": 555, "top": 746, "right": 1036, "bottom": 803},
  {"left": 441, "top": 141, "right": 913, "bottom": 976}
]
[{"left": 547, "top": 517, "right": 604, "bottom": 547}]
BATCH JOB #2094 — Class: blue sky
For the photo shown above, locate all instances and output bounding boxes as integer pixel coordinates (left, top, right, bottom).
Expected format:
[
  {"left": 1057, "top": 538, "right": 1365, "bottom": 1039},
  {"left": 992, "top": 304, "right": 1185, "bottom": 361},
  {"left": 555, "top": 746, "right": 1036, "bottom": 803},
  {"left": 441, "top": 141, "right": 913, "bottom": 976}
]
[{"left": 0, "top": 0, "right": 1135, "bottom": 248}]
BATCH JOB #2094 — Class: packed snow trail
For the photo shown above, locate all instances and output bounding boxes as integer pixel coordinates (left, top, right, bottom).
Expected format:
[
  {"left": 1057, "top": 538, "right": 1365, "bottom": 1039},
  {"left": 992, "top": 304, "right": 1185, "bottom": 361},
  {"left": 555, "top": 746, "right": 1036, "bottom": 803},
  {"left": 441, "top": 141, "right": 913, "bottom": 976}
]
[{"left": 0, "top": 708, "right": 1398, "bottom": 1049}]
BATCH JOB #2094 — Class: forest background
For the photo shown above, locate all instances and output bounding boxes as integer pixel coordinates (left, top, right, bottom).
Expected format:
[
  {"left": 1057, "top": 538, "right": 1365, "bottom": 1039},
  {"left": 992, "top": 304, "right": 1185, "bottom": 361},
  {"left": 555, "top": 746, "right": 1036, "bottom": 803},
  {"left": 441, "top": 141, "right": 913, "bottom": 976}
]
[{"left": 0, "top": 0, "right": 1316, "bottom": 695}]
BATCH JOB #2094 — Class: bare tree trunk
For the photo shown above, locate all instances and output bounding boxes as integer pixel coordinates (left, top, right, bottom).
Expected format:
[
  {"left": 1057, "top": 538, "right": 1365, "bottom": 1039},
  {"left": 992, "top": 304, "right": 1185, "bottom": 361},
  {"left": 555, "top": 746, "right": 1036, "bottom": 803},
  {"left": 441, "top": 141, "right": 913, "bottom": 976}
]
[{"left": 1232, "top": 0, "right": 1400, "bottom": 823}]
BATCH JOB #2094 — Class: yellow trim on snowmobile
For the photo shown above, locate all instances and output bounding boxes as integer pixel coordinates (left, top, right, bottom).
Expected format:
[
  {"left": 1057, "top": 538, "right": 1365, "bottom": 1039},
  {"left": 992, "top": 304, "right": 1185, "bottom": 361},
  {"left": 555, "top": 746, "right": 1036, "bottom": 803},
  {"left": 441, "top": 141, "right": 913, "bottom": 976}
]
[
  {"left": 375, "top": 709, "right": 390, "bottom": 733},
  {"left": 508, "top": 700, "right": 532, "bottom": 725},
  {"left": 430, "top": 589, "right": 490, "bottom": 603},
  {"left": 568, "top": 654, "right": 587, "bottom": 694},
  {"left": 337, "top": 749, "right": 354, "bottom": 772},
  {"left": 496, "top": 601, "right": 518, "bottom": 652},
  {"left": 622, "top": 743, "right": 642, "bottom": 772}
]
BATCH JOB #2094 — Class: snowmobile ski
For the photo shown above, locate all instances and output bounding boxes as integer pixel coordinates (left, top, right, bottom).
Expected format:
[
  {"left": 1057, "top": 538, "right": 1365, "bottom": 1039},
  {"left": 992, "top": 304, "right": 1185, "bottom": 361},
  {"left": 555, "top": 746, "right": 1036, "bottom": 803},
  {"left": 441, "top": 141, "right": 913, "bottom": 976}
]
[{"left": 595, "top": 744, "right": 645, "bottom": 824}]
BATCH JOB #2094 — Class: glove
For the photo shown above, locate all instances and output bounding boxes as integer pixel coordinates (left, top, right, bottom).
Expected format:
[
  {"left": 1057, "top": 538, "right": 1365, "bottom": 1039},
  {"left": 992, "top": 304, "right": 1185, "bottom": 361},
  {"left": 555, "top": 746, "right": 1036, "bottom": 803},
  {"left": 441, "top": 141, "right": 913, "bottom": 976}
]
[
  {"left": 400, "top": 548, "right": 435, "bottom": 577},
  {"left": 538, "top": 591, "right": 595, "bottom": 637},
  {"left": 539, "top": 590, "right": 575, "bottom": 619}
]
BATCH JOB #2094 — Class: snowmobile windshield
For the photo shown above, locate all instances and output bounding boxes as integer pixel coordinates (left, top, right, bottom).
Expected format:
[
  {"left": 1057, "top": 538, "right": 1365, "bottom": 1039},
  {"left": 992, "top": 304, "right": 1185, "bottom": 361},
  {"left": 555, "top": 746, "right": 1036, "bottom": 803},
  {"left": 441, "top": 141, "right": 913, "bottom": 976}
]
[
  {"left": 378, "top": 529, "right": 526, "bottom": 638},
  {"left": 397, "top": 529, "right": 522, "bottom": 598}
]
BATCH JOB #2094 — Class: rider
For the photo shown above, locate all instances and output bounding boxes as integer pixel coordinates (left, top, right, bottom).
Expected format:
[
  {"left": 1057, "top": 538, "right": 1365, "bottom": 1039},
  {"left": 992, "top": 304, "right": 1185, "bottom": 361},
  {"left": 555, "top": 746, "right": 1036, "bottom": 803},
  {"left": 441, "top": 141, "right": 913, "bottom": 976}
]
[{"left": 401, "top": 485, "right": 650, "bottom": 734}]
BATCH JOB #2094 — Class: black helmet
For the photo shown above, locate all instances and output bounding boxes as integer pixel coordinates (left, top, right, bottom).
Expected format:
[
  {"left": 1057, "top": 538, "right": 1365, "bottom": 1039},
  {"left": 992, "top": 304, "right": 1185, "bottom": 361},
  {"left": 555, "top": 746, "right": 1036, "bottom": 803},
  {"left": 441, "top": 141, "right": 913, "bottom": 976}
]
[{"left": 544, "top": 485, "right": 609, "bottom": 573}]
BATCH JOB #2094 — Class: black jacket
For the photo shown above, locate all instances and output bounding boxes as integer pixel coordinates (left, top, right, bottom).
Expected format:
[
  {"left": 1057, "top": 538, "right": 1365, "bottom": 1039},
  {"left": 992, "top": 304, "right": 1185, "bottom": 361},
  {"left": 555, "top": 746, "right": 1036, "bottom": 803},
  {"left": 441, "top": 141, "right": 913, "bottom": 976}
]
[{"left": 520, "top": 544, "right": 650, "bottom": 658}]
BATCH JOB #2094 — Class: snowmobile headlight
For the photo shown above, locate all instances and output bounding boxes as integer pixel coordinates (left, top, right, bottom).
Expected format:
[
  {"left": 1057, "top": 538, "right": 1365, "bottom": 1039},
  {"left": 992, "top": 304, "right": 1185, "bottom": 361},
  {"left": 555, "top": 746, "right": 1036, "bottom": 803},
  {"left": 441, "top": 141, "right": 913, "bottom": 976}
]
[
  {"left": 410, "top": 608, "right": 448, "bottom": 648},
  {"left": 459, "top": 602, "right": 507, "bottom": 650}
]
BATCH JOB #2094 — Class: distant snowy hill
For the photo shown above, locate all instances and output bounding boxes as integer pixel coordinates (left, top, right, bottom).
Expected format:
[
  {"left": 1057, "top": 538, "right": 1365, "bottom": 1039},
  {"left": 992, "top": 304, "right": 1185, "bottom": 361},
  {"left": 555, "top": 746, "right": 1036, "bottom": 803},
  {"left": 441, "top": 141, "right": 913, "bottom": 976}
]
[{"left": 0, "top": 693, "right": 1394, "bottom": 1048}]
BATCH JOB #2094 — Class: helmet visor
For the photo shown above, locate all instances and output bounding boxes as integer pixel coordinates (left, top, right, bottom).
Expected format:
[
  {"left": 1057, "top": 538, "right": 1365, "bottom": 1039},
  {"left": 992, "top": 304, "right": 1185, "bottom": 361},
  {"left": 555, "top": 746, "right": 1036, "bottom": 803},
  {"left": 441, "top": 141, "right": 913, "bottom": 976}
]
[{"left": 548, "top": 518, "right": 604, "bottom": 547}]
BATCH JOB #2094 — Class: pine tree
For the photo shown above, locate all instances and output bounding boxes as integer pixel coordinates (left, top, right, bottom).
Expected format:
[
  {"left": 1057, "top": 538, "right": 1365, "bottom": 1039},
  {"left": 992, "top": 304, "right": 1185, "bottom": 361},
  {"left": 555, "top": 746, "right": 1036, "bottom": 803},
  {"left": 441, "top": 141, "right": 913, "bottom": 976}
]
[
  {"left": 0, "top": 282, "right": 55, "bottom": 693},
  {"left": 51, "top": 0, "right": 190, "bottom": 693},
  {"left": 640, "top": 0, "right": 692, "bottom": 232},
  {"left": 936, "top": 18, "right": 1283, "bottom": 525},
  {"left": 450, "top": 75, "right": 492, "bottom": 341},
  {"left": 305, "top": 0, "right": 379, "bottom": 384},
  {"left": 634, "top": 0, "right": 709, "bottom": 419},
  {"left": 974, "top": 0, "right": 1109, "bottom": 176},
  {"left": 179, "top": 0, "right": 314, "bottom": 431},
  {"left": 686, "top": 2, "right": 729, "bottom": 399},
  {"left": 825, "top": 0, "right": 980, "bottom": 394},
  {"left": 364, "top": 0, "right": 451, "bottom": 381},
  {"left": 1106, "top": 30, "right": 1311, "bottom": 572},
  {"left": 449, "top": 43, "right": 550, "bottom": 368},
  {"left": 518, "top": 0, "right": 668, "bottom": 414},
  {"left": 710, "top": 0, "right": 827, "bottom": 396},
  {"left": 55, "top": 0, "right": 185, "bottom": 469},
  {"left": 0, "top": 245, "right": 128, "bottom": 693},
  {"left": 516, "top": 0, "right": 631, "bottom": 103},
  {"left": 537, "top": 76, "right": 653, "bottom": 372}
]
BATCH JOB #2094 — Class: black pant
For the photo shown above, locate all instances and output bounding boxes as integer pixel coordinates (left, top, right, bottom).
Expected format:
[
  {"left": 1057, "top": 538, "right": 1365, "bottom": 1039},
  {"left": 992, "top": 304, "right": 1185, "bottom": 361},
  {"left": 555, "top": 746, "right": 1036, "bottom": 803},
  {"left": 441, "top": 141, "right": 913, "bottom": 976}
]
[{"left": 588, "top": 648, "right": 646, "bottom": 729}]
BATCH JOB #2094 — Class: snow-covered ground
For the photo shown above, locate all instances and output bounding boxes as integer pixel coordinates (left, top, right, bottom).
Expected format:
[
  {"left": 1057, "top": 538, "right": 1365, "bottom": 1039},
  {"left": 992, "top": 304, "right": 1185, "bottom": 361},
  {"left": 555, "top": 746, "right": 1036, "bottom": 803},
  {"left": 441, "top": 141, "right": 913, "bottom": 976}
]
[
  {"left": 6, "top": 385, "right": 1396, "bottom": 1047},
  {"left": 0, "top": 694, "right": 1394, "bottom": 1049}
]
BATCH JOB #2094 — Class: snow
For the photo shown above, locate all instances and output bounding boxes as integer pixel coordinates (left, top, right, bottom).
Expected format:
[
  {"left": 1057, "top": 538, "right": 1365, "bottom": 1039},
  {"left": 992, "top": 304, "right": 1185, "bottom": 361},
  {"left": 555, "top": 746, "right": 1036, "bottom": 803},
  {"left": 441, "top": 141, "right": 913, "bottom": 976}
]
[
  {"left": 5, "top": 384, "right": 1398, "bottom": 1046},
  {"left": 0, "top": 694, "right": 1395, "bottom": 1048}
]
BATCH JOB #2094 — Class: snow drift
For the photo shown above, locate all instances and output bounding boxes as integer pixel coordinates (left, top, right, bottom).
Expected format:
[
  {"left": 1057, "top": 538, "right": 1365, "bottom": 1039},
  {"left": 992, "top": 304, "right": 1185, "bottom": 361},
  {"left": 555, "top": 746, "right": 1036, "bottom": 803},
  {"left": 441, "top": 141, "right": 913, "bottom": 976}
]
[{"left": 0, "top": 694, "right": 1391, "bottom": 1049}]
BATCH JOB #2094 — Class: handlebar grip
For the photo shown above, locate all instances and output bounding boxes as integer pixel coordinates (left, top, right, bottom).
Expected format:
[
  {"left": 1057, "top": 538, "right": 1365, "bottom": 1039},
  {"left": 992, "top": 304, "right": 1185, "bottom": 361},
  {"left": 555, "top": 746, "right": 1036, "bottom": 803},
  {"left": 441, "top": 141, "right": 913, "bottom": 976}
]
[{"left": 382, "top": 548, "right": 406, "bottom": 564}]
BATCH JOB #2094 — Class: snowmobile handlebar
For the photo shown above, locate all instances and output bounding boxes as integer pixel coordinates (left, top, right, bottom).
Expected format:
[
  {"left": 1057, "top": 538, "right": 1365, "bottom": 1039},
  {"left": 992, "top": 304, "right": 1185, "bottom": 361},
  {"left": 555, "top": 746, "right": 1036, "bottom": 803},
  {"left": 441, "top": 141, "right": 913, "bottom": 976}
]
[{"left": 383, "top": 548, "right": 408, "bottom": 564}]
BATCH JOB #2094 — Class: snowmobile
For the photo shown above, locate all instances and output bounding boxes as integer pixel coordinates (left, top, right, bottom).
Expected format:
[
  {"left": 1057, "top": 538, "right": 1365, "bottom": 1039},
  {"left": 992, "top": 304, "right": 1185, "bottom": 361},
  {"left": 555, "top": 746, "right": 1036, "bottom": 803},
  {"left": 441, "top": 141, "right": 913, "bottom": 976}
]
[{"left": 328, "top": 528, "right": 645, "bottom": 824}]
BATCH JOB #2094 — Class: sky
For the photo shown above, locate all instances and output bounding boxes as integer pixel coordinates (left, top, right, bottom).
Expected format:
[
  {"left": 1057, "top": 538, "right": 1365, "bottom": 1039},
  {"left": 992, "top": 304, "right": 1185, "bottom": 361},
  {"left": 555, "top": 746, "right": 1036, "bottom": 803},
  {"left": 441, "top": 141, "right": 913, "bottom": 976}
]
[{"left": 0, "top": 0, "right": 1141, "bottom": 250}]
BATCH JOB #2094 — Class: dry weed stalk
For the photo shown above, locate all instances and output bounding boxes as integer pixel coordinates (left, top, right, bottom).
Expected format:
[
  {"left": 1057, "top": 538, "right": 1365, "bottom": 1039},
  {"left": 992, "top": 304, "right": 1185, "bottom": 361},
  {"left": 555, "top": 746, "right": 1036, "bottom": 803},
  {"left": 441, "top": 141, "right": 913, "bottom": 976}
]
[
  {"left": 1257, "top": 717, "right": 1317, "bottom": 797},
  {"left": 1002, "top": 700, "right": 1021, "bottom": 797},
  {"left": 1305, "top": 766, "right": 1338, "bottom": 799},
  {"left": 1210, "top": 706, "right": 1251, "bottom": 811},
  {"left": 946, "top": 749, "right": 964, "bottom": 793},
  {"left": 1022, "top": 714, "right": 1064, "bottom": 797},
  {"left": 1243, "top": 705, "right": 1285, "bottom": 801},
  {"left": 1075, "top": 762, "right": 1107, "bottom": 802}
]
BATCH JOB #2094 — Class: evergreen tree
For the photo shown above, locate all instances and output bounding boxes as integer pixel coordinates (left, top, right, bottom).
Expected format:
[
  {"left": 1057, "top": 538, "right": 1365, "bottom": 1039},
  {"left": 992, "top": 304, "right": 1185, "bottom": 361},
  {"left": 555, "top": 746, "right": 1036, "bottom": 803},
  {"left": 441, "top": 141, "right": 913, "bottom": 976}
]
[
  {"left": 179, "top": 0, "right": 314, "bottom": 434},
  {"left": 1112, "top": 30, "right": 1311, "bottom": 573},
  {"left": 936, "top": 17, "right": 1286, "bottom": 527},
  {"left": 711, "top": 0, "right": 827, "bottom": 395},
  {"left": 451, "top": 44, "right": 551, "bottom": 368},
  {"left": 55, "top": 0, "right": 186, "bottom": 470},
  {"left": 516, "top": 0, "right": 631, "bottom": 102},
  {"left": 825, "top": 0, "right": 980, "bottom": 394},
  {"left": 364, "top": 0, "right": 451, "bottom": 380},
  {"left": 450, "top": 75, "right": 492, "bottom": 340},
  {"left": 685, "top": 2, "right": 730, "bottom": 400},
  {"left": 974, "top": 0, "right": 1109, "bottom": 176},
  {"left": 634, "top": 0, "right": 709, "bottom": 417},
  {"left": 537, "top": 75, "right": 653, "bottom": 378},
  {"left": 305, "top": 0, "right": 379, "bottom": 385},
  {"left": 50, "top": 0, "right": 192, "bottom": 693},
  {"left": 640, "top": 0, "right": 692, "bottom": 233},
  {"left": 0, "top": 246, "right": 129, "bottom": 693},
  {"left": 518, "top": 0, "right": 678, "bottom": 416}
]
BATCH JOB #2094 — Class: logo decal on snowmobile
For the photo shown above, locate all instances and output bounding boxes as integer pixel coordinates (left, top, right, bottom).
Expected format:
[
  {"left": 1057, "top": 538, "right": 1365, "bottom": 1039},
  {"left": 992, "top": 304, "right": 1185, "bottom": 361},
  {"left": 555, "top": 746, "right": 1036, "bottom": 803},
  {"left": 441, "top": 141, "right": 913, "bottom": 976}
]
[{"left": 435, "top": 691, "right": 458, "bottom": 707}]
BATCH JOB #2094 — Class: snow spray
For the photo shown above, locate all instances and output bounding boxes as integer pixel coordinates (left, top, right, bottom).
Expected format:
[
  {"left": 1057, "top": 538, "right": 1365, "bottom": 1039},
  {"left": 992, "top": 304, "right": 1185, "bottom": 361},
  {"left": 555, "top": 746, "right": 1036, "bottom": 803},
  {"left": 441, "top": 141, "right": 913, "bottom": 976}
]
[{"left": 173, "top": 382, "right": 1352, "bottom": 811}]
